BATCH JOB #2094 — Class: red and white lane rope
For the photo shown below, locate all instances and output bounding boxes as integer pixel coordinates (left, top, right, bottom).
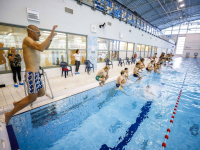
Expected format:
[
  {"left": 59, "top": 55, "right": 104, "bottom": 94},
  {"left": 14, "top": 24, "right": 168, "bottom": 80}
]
[{"left": 162, "top": 71, "right": 187, "bottom": 149}]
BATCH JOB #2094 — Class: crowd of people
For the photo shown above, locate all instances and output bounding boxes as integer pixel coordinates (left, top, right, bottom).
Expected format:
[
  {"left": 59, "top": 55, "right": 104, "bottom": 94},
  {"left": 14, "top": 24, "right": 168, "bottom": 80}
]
[{"left": 96, "top": 52, "right": 174, "bottom": 90}]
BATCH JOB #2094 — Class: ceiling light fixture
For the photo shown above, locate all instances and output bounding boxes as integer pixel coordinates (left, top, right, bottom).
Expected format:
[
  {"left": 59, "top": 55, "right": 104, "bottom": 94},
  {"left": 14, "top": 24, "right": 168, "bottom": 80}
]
[
  {"left": 178, "top": 0, "right": 183, "bottom": 2},
  {"left": 180, "top": 4, "right": 185, "bottom": 7}
]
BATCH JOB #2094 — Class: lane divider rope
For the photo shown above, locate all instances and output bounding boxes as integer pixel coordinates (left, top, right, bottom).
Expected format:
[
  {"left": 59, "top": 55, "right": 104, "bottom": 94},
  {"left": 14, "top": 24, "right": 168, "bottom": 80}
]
[{"left": 162, "top": 70, "right": 188, "bottom": 149}]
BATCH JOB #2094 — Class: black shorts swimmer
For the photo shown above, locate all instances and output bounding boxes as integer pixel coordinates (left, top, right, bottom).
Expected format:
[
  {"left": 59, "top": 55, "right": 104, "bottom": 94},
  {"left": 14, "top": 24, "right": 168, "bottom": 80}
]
[
  {"left": 133, "top": 74, "right": 139, "bottom": 77},
  {"left": 146, "top": 68, "right": 149, "bottom": 71},
  {"left": 116, "top": 84, "right": 120, "bottom": 88}
]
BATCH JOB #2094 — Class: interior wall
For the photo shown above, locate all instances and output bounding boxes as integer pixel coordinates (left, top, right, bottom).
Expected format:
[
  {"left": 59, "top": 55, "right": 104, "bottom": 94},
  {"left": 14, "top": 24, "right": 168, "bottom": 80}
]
[
  {"left": 175, "top": 34, "right": 200, "bottom": 58},
  {"left": 0, "top": 0, "right": 174, "bottom": 49}
]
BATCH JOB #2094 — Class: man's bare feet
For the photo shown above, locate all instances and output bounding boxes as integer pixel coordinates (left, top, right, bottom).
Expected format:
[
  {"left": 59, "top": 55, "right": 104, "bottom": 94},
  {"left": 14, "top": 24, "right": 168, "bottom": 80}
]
[
  {"left": 103, "top": 83, "right": 106, "bottom": 86},
  {"left": 4, "top": 112, "right": 12, "bottom": 125}
]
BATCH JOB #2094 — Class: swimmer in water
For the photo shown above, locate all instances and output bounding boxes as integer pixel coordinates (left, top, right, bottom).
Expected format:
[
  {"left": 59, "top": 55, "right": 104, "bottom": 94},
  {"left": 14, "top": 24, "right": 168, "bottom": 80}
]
[
  {"left": 116, "top": 70, "right": 126, "bottom": 90},
  {"left": 124, "top": 68, "right": 130, "bottom": 80},
  {"left": 137, "top": 58, "right": 145, "bottom": 71},
  {"left": 146, "top": 60, "right": 154, "bottom": 73},
  {"left": 133, "top": 63, "right": 142, "bottom": 82},
  {"left": 146, "top": 85, "right": 154, "bottom": 95},
  {"left": 154, "top": 63, "right": 161, "bottom": 74}
]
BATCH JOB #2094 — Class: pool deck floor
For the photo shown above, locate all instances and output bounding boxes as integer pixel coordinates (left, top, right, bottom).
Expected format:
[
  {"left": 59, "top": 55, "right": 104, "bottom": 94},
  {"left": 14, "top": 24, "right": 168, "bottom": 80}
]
[{"left": 0, "top": 59, "right": 151, "bottom": 123}]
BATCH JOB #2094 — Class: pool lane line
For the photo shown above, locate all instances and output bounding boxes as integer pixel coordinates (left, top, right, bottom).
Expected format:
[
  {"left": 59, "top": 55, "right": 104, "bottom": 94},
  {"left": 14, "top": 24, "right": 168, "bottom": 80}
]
[
  {"left": 162, "top": 69, "right": 188, "bottom": 149},
  {"left": 100, "top": 101, "right": 153, "bottom": 150}
]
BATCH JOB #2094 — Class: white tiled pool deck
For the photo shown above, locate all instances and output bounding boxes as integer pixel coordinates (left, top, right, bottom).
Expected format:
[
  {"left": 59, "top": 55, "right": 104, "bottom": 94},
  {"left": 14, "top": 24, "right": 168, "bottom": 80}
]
[{"left": 0, "top": 59, "right": 151, "bottom": 123}]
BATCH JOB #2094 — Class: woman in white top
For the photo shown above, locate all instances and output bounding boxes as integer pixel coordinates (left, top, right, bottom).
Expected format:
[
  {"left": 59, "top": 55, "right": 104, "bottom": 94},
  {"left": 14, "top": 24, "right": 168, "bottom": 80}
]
[{"left": 73, "top": 49, "right": 81, "bottom": 74}]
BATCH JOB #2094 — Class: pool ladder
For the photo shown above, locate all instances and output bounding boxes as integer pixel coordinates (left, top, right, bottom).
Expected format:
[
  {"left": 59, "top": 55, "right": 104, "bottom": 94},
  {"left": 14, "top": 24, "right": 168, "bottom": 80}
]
[{"left": 23, "top": 67, "right": 54, "bottom": 104}]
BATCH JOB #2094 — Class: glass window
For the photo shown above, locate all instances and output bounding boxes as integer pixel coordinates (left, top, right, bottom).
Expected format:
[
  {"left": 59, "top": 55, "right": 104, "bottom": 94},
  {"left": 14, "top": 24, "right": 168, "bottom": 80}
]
[
  {"left": 40, "top": 31, "right": 66, "bottom": 49},
  {"left": 119, "top": 51, "right": 126, "bottom": 60},
  {"left": 97, "top": 51, "right": 109, "bottom": 62},
  {"left": 98, "top": 38, "right": 108, "bottom": 50},
  {"left": 141, "top": 45, "right": 145, "bottom": 51},
  {"left": 165, "top": 30, "right": 171, "bottom": 35},
  {"left": 110, "top": 51, "right": 119, "bottom": 60},
  {"left": 188, "top": 23, "right": 197, "bottom": 29},
  {"left": 109, "top": 40, "right": 119, "bottom": 50},
  {"left": 68, "top": 50, "right": 86, "bottom": 64},
  {"left": 68, "top": 34, "right": 86, "bottom": 49},
  {"left": 179, "top": 30, "right": 187, "bottom": 34},
  {"left": 176, "top": 37, "right": 186, "bottom": 54},
  {"left": 120, "top": 42, "right": 127, "bottom": 50},
  {"left": 172, "top": 30, "right": 179, "bottom": 34},
  {"left": 187, "top": 29, "right": 196, "bottom": 34},
  {"left": 40, "top": 50, "right": 67, "bottom": 67},
  {"left": 145, "top": 45, "right": 149, "bottom": 51},
  {"left": 196, "top": 29, "right": 200, "bottom": 33},
  {"left": 0, "top": 25, "right": 27, "bottom": 48},
  {"left": 137, "top": 44, "right": 141, "bottom": 51},
  {"left": 127, "top": 43, "right": 134, "bottom": 51},
  {"left": 180, "top": 24, "right": 188, "bottom": 30}
]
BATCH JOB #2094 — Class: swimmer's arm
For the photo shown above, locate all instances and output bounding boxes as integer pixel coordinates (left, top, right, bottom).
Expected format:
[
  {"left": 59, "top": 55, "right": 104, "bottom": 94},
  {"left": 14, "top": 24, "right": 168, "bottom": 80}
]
[
  {"left": 24, "top": 36, "right": 51, "bottom": 52},
  {"left": 45, "top": 42, "right": 51, "bottom": 50},
  {"left": 146, "top": 90, "right": 154, "bottom": 95},
  {"left": 25, "top": 25, "right": 57, "bottom": 52}
]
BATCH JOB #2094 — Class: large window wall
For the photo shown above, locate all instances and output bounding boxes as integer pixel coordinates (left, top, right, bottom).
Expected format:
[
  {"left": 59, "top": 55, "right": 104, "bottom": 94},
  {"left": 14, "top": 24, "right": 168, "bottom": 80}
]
[
  {"left": 162, "top": 19, "right": 200, "bottom": 39},
  {"left": 0, "top": 25, "right": 87, "bottom": 72},
  {"left": 136, "top": 44, "right": 152, "bottom": 58},
  {"left": 97, "top": 38, "right": 135, "bottom": 62}
]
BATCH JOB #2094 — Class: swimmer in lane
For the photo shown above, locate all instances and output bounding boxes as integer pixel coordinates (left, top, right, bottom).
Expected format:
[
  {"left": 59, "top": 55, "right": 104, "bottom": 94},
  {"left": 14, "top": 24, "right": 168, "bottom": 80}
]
[
  {"left": 96, "top": 66, "right": 109, "bottom": 87},
  {"left": 154, "top": 63, "right": 161, "bottom": 74},
  {"left": 124, "top": 68, "right": 130, "bottom": 80},
  {"left": 4, "top": 25, "right": 58, "bottom": 124},
  {"left": 116, "top": 70, "right": 126, "bottom": 90},
  {"left": 146, "top": 85, "right": 154, "bottom": 96},
  {"left": 133, "top": 63, "right": 142, "bottom": 82},
  {"left": 137, "top": 58, "right": 145, "bottom": 71},
  {"left": 146, "top": 60, "right": 154, "bottom": 73}
]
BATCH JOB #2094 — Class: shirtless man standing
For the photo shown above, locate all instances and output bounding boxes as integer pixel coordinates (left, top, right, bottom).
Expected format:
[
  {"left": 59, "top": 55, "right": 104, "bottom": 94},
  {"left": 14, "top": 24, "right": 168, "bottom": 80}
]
[{"left": 4, "top": 25, "right": 57, "bottom": 124}]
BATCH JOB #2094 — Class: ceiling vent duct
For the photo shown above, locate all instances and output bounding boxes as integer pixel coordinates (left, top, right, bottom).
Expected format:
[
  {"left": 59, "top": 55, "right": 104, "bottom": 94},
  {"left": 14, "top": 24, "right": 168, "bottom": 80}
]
[{"left": 65, "top": 7, "right": 73, "bottom": 14}]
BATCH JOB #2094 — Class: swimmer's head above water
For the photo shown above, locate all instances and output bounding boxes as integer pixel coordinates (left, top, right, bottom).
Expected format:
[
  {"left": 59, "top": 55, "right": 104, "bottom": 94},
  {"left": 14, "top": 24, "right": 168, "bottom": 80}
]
[{"left": 146, "top": 85, "right": 150, "bottom": 88}]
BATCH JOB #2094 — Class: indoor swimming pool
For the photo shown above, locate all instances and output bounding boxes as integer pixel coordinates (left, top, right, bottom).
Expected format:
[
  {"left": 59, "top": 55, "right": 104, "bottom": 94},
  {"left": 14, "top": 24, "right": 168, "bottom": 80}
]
[{"left": 9, "top": 58, "right": 200, "bottom": 150}]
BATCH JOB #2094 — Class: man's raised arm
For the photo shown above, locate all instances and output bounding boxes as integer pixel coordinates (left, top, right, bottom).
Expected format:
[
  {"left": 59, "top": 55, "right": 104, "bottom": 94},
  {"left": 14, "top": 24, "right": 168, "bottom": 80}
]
[{"left": 25, "top": 25, "right": 57, "bottom": 52}]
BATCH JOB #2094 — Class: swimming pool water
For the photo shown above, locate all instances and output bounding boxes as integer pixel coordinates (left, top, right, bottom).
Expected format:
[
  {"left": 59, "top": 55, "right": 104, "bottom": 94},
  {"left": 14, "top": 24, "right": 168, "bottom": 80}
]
[{"left": 9, "top": 58, "right": 200, "bottom": 150}]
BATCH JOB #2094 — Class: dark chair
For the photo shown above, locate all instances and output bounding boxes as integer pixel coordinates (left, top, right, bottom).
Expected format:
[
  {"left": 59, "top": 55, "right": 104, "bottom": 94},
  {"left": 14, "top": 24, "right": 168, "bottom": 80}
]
[
  {"left": 60, "top": 62, "right": 73, "bottom": 78},
  {"left": 194, "top": 53, "right": 198, "bottom": 58},
  {"left": 105, "top": 58, "right": 113, "bottom": 68},
  {"left": 131, "top": 57, "right": 136, "bottom": 64},
  {"left": 118, "top": 58, "right": 125, "bottom": 67},
  {"left": 126, "top": 57, "right": 133, "bottom": 65},
  {"left": 186, "top": 52, "right": 190, "bottom": 58},
  {"left": 84, "top": 60, "right": 94, "bottom": 74}
]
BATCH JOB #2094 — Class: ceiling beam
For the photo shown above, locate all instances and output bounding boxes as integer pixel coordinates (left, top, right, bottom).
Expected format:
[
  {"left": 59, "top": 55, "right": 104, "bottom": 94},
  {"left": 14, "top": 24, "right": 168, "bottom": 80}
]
[
  {"left": 150, "top": 7, "right": 200, "bottom": 23},
  {"left": 144, "top": 4, "right": 200, "bottom": 19},
  {"left": 140, "top": 0, "right": 172, "bottom": 17},
  {"left": 156, "top": 13, "right": 200, "bottom": 28},
  {"left": 125, "top": 0, "right": 138, "bottom": 7},
  {"left": 128, "top": 0, "right": 157, "bottom": 9}
]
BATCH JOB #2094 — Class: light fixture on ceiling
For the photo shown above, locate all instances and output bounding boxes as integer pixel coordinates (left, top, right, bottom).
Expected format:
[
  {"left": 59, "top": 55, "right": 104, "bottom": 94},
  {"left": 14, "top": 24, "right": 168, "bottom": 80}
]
[
  {"left": 180, "top": 4, "right": 185, "bottom": 7},
  {"left": 178, "top": 0, "right": 183, "bottom": 2}
]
